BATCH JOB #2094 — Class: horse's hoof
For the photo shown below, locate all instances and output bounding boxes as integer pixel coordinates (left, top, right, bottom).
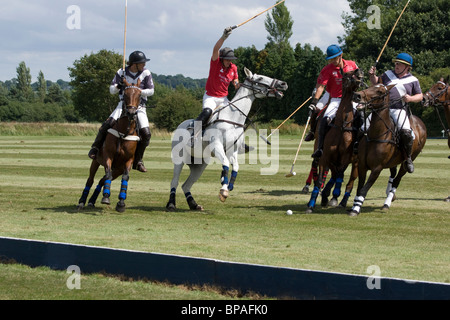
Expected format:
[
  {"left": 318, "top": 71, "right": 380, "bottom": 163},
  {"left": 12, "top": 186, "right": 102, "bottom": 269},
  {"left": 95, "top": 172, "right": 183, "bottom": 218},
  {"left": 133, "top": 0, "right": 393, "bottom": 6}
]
[
  {"left": 301, "top": 186, "right": 310, "bottom": 194},
  {"left": 445, "top": 196, "right": 450, "bottom": 203},
  {"left": 329, "top": 198, "right": 339, "bottom": 207},
  {"left": 166, "top": 203, "right": 176, "bottom": 212},
  {"left": 116, "top": 203, "right": 126, "bottom": 213},
  {"left": 348, "top": 211, "right": 359, "bottom": 217},
  {"left": 101, "top": 197, "right": 110, "bottom": 205},
  {"left": 77, "top": 203, "right": 85, "bottom": 210},
  {"left": 321, "top": 199, "right": 328, "bottom": 208},
  {"left": 193, "top": 205, "right": 204, "bottom": 211},
  {"left": 219, "top": 190, "right": 229, "bottom": 202},
  {"left": 382, "top": 205, "right": 390, "bottom": 211},
  {"left": 88, "top": 203, "right": 95, "bottom": 208},
  {"left": 305, "top": 207, "right": 314, "bottom": 214}
]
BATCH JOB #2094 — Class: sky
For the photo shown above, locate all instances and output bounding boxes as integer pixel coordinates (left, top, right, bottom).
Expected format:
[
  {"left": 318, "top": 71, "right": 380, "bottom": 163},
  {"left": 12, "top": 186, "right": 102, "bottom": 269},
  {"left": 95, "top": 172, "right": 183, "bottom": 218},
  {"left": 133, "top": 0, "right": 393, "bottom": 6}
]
[{"left": 0, "top": 0, "right": 351, "bottom": 82}]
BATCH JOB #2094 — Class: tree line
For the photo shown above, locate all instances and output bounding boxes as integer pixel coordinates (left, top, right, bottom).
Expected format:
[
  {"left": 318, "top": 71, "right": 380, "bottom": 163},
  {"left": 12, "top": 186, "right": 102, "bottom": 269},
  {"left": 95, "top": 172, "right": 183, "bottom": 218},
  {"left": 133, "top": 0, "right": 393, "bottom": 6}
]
[{"left": 1, "top": 0, "right": 449, "bottom": 136}]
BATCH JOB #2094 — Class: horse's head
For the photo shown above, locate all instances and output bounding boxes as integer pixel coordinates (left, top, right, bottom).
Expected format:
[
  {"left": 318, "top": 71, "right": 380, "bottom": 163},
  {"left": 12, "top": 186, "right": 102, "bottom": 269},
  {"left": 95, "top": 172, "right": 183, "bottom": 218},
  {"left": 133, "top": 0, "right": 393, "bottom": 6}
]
[
  {"left": 342, "top": 68, "right": 364, "bottom": 91},
  {"left": 422, "top": 77, "right": 449, "bottom": 107},
  {"left": 243, "top": 67, "right": 288, "bottom": 100},
  {"left": 122, "top": 79, "right": 142, "bottom": 117},
  {"left": 353, "top": 83, "right": 396, "bottom": 111}
]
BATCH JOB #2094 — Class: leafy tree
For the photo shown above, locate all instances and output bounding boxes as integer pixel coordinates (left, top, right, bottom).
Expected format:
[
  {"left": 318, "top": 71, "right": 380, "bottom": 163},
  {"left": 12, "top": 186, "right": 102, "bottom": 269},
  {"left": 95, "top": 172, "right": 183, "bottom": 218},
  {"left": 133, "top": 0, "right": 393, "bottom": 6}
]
[
  {"left": 265, "top": 1, "right": 294, "bottom": 46},
  {"left": 37, "top": 71, "right": 47, "bottom": 103},
  {"left": 151, "top": 86, "right": 201, "bottom": 132},
  {"left": 68, "top": 49, "right": 123, "bottom": 122},
  {"left": 341, "top": 0, "right": 450, "bottom": 76},
  {"left": 15, "top": 61, "right": 33, "bottom": 102}
]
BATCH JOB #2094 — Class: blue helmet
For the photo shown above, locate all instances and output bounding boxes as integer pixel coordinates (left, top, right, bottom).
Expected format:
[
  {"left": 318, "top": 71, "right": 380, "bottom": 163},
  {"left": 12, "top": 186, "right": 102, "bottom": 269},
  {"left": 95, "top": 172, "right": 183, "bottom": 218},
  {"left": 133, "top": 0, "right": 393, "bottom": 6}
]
[
  {"left": 326, "top": 44, "right": 343, "bottom": 60},
  {"left": 393, "top": 53, "right": 413, "bottom": 67}
]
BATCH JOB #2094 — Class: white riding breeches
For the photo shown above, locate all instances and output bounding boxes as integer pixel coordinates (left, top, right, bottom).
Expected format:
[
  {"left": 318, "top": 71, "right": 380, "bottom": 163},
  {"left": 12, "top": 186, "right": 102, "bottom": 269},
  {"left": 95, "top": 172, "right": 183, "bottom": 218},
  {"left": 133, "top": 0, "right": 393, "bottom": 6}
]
[
  {"left": 203, "top": 92, "right": 230, "bottom": 111},
  {"left": 322, "top": 98, "right": 359, "bottom": 120},
  {"left": 110, "top": 101, "right": 149, "bottom": 129},
  {"left": 390, "top": 108, "right": 411, "bottom": 131},
  {"left": 361, "top": 109, "right": 414, "bottom": 138}
]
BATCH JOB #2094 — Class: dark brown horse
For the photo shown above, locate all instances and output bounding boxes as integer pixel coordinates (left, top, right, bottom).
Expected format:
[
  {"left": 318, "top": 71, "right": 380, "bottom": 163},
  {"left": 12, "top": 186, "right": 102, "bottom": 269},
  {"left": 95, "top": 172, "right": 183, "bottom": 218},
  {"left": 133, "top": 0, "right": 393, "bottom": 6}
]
[
  {"left": 77, "top": 79, "right": 141, "bottom": 212},
  {"left": 423, "top": 77, "right": 450, "bottom": 201},
  {"left": 350, "top": 84, "right": 427, "bottom": 216},
  {"left": 306, "top": 69, "right": 364, "bottom": 213}
]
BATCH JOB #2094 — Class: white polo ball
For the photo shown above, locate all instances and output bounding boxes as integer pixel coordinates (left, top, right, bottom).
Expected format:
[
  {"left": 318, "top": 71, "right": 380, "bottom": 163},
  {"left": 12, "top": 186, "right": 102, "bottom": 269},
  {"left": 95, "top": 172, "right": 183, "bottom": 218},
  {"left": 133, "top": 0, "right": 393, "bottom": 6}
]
[
  {"left": 293, "top": 172, "right": 296, "bottom": 176},
  {"left": 286, "top": 210, "right": 293, "bottom": 215}
]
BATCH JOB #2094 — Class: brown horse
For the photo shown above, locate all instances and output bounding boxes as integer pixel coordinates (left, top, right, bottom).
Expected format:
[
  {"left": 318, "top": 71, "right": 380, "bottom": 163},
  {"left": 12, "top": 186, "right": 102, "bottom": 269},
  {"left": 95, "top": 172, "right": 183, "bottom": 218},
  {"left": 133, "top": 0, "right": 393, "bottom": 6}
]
[
  {"left": 306, "top": 69, "right": 364, "bottom": 213},
  {"left": 77, "top": 79, "right": 141, "bottom": 212},
  {"left": 350, "top": 84, "right": 427, "bottom": 216},
  {"left": 423, "top": 77, "right": 450, "bottom": 201}
]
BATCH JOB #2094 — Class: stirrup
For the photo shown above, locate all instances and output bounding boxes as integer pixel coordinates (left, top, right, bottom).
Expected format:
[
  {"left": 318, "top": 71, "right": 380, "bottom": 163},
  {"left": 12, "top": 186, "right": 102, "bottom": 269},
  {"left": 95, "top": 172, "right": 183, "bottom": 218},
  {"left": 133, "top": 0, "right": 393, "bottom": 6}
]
[{"left": 88, "top": 147, "right": 99, "bottom": 160}]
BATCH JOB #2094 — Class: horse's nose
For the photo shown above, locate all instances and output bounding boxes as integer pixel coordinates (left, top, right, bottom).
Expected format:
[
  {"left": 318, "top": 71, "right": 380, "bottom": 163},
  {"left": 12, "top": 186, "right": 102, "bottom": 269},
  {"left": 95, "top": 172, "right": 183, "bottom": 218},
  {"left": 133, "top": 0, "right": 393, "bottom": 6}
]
[{"left": 353, "top": 93, "right": 361, "bottom": 103}]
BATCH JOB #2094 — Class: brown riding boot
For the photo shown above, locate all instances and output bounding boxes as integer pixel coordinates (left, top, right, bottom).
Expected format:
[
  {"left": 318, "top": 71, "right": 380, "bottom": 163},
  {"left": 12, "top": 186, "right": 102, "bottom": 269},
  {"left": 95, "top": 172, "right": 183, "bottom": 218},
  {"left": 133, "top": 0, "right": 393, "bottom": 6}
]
[
  {"left": 400, "top": 129, "right": 414, "bottom": 174},
  {"left": 133, "top": 127, "right": 151, "bottom": 173}
]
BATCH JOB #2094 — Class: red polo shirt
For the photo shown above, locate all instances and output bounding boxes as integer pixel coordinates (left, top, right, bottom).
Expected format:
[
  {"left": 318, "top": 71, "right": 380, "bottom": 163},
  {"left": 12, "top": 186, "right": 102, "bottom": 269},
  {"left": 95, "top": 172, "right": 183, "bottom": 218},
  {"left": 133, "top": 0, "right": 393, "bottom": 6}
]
[
  {"left": 205, "top": 58, "right": 238, "bottom": 98},
  {"left": 317, "top": 59, "right": 358, "bottom": 98}
]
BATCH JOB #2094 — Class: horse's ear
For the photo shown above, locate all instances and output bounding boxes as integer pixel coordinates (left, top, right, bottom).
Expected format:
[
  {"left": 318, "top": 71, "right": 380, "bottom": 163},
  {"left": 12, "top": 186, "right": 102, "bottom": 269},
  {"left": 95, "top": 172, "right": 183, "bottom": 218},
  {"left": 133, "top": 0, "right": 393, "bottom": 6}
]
[
  {"left": 244, "top": 67, "right": 253, "bottom": 78},
  {"left": 136, "top": 78, "right": 141, "bottom": 87},
  {"left": 123, "top": 79, "right": 131, "bottom": 87}
]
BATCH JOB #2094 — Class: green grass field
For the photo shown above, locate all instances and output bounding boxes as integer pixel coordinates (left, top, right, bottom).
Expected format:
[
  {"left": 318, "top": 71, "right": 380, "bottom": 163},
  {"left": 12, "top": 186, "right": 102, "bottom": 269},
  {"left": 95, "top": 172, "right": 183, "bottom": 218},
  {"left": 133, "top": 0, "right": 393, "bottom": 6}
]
[{"left": 0, "top": 128, "right": 449, "bottom": 299}]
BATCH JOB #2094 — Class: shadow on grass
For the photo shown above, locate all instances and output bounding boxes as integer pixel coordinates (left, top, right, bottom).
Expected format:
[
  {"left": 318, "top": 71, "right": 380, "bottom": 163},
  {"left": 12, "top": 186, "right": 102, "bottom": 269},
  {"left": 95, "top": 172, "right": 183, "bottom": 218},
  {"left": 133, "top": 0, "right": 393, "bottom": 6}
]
[{"left": 237, "top": 203, "right": 386, "bottom": 215}]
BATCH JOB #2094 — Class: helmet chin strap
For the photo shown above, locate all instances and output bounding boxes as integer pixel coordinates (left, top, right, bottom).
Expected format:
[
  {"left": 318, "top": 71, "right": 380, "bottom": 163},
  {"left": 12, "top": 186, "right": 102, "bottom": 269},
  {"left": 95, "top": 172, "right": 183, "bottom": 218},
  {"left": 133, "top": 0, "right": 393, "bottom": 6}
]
[{"left": 394, "top": 64, "right": 409, "bottom": 76}]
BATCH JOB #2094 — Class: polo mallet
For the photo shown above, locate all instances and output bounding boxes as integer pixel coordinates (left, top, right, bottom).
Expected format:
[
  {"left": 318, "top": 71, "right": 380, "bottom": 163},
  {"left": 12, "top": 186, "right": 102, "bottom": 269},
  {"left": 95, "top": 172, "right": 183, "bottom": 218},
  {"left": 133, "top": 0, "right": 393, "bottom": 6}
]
[
  {"left": 374, "top": 0, "right": 411, "bottom": 67},
  {"left": 260, "top": 96, "right": 312, "bottom": 145},
  {"left": 286, "top": 112, "right": 311, "bottom": 178},
  {"left": 231, "top": 0, "right": 286, "bottom": 30},
  {"left": 122, "top": 0, "right": 128, "bottom": 71}
]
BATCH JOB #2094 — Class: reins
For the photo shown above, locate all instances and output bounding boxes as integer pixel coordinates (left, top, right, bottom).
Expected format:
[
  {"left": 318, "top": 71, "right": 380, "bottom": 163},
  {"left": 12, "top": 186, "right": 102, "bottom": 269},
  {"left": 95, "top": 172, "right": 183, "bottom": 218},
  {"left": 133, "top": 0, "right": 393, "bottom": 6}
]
[
  {"left": 209, "top": 76, "right": 282, "bottom": 152},
  {"left": 358, "top": 85, "right": 401, "bottom": 145},
  {"left": 424, "top": 82, "right": 450, "bottom": 135}
]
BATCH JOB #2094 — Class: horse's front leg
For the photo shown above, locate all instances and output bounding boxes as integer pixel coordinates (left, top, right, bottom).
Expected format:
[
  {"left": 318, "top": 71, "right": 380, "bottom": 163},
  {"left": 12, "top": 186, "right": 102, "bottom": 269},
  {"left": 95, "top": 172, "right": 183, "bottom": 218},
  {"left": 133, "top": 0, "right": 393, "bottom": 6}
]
[
  {"left": 209, "top": 137, "right": 231, "bottom": 202},
  {"left": 78, "top": 160, "right": 101, "bottom": 209},
  {"left": 350, "top": 167, "right": 382, "bottom": 216},
  {"left": 116, "top": 167, "right": 131, "bottom": 213},
  {"left": 306, "top": 165, "right": 327, "bottom": 213},
  {"left": 101, "top": 160, "right": 113, "bottom": 205}
]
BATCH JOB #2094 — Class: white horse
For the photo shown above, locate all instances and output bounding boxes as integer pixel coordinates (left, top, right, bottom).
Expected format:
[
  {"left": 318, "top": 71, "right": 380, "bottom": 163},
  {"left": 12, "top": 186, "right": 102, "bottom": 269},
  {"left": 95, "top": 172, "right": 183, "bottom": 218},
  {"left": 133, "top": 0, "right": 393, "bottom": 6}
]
[{"left": 166, "top": 68, "right": 288, "bottom": 211}]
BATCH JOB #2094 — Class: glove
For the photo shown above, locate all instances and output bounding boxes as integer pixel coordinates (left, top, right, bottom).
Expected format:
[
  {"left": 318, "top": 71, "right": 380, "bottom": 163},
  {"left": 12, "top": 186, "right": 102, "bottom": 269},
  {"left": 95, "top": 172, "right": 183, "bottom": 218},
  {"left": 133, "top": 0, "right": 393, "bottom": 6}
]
[
  {"left": 222, "top": 27, "right": 232, "bottom": 40},
  {"left": 308, "top": 98, "right": 319, "bottom": 112}
]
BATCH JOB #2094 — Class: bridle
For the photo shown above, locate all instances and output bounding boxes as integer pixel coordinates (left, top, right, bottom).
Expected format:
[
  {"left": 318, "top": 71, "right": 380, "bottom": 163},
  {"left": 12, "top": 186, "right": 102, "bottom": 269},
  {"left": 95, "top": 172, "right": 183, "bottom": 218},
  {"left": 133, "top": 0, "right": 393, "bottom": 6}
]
[
  {"left": 356, "top": 84, "right": 399, "bottom": 145},
  {"left": 423, "top": 81, "right": 450, "bottom": 106},
  {"left": 118, "top": 85, "right": 141, "bottom": 139},
  {"left": 212, "top": 75, "right": 285, "bottom": 125},
  {"left": 423, "top": 81, "right": 450, "bottom": 136},
  {"left": 211, "top": 75, "right": 285, "bottom": 151}
]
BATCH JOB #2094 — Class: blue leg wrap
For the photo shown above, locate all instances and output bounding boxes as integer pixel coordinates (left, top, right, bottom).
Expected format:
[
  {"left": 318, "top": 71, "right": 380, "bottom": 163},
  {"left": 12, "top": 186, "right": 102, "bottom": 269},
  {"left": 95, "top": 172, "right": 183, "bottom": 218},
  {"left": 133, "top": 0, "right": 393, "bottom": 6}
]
[
  {"left": 221, "top": 166, "right": 229, "bottom": 185},
  {"left": 333, "top": 177, "right": 344, "bottom": 198},
  {"left": 308, "top": 186, "right": 320, "bottom": 208},
  {"left": 81, "top": 186, "right": 90, "bottom": 202},
  {"left": 229, "top": 171, "right": 238, "bottom": 191},
  {"left": 103, "top": 179, "right": 111, "bottom": 197},
  {"left": 119, "top": 179, "right": 128, "bottom": 200}
]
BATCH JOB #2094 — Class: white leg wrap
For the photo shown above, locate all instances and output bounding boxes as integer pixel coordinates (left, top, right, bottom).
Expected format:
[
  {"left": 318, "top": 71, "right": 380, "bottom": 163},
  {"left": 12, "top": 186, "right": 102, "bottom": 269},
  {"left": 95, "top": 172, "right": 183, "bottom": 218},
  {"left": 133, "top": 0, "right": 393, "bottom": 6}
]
[{"left": 384, "top": 187, "right": 397, "bottom": 208}]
